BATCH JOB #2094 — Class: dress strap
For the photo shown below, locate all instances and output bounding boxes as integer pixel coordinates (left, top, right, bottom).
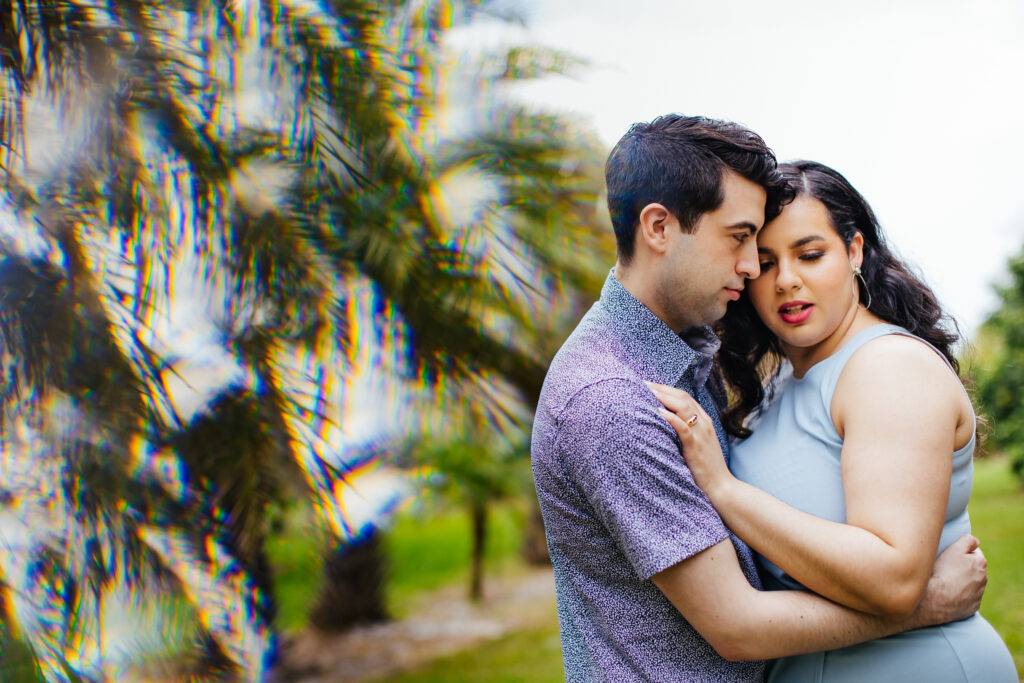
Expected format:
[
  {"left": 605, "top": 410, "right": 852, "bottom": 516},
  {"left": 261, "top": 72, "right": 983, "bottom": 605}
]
[{"left": 815, "top": 324, "right": 905, "bottom": 408}]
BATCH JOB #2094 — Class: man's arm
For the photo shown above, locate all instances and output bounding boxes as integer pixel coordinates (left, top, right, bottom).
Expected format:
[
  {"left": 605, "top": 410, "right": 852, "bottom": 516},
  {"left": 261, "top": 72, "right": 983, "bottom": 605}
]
[
  {"left": 560, "top": 377, "right": 984, "bottom": 661},
  {"left": 652, "top": 533, "right": 986, "bottom": 661}
]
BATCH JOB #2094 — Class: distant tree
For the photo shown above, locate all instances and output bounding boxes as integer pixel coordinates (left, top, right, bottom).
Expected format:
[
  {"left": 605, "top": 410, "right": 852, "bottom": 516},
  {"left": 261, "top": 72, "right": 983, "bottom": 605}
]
[
  {"left": 972, "top": 247, "right": 1024, "bottom": 483},
  {"left": 401, "top": 384, "right": 533, "bottom": 602}
]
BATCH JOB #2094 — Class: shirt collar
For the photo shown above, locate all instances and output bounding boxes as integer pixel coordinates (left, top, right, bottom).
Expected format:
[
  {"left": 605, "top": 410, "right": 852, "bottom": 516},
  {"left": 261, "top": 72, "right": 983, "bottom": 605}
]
[{"left": 600, "top": 269, "right": 720, "bottom": 388}]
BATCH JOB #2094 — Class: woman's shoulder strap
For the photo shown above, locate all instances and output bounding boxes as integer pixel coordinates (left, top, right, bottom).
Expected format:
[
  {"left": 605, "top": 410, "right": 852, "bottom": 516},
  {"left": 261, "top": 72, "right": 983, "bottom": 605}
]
[{"left": 815, "top": 323, "right": 907, "bottom": 404}]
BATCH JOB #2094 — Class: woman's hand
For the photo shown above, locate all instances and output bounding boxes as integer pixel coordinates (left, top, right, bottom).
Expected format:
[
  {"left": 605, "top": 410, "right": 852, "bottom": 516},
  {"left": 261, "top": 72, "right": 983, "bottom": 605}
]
[{"left": 646, "top": 382, "right": 734, "bottom": 498}]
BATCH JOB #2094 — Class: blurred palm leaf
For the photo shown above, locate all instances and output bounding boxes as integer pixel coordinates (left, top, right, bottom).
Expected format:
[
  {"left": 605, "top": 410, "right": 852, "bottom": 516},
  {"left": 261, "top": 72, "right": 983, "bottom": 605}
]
[{"left": 0, "top": 0, "right": 613, "bottom": 676}]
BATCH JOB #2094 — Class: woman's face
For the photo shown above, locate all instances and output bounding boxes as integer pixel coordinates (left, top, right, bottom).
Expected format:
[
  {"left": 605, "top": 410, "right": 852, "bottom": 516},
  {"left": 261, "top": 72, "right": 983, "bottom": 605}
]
[{"left": 747, "top": 196, "right": 864, "bottom": 359}]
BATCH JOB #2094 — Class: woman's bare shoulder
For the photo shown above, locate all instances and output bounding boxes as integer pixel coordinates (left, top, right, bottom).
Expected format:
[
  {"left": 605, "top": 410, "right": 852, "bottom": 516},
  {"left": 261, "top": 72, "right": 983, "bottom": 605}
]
[
  {"left": 832, "top": 332, "right": 965, "bottom": 435},
  {"left": 844, "top": 332, "right": 956, "bottom": 383}
]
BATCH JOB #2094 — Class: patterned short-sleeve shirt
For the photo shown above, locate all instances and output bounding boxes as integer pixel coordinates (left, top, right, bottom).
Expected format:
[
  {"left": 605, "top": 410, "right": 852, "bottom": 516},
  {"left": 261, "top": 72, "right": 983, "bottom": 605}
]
[{"left": 531, "top": 271, "right": 764, "bottom": 682}]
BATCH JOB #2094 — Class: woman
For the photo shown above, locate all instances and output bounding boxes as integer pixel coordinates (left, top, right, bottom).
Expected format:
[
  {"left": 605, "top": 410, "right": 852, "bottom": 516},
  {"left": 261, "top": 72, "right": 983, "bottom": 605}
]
[{"left": 650, "top": 161, "right": 1016, "bottom": 681}]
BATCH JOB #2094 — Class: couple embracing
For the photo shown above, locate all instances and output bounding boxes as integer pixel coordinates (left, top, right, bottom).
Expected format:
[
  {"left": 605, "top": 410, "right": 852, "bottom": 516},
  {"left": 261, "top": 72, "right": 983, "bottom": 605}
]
[{"left": 531, "top": 114, "right": 1017, "bottom": 681}]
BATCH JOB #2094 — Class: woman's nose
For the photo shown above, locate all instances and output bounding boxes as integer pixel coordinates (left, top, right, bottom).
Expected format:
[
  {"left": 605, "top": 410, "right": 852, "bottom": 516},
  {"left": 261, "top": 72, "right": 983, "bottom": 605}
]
[{"left": 775, "top": 263, "right": 801, "bottom": 292}]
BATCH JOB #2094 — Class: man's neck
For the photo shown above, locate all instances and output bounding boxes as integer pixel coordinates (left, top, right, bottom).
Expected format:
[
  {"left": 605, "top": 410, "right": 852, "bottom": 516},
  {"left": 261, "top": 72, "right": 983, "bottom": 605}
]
[
  {"left": 613, "top": 259, "right": 650, "bottom": 308},
  {"left": 614, "top": 260, "right": 685, "bottom": 335}
]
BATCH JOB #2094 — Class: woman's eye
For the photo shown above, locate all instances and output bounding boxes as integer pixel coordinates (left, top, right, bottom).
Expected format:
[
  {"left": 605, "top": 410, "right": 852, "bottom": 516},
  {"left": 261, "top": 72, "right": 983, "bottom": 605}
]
[
  {"left": 799, "top": 252, "right": 824, "bottom": 262},
  {"left": 758, "top": 260, "right": 775, "bottom": 270}
]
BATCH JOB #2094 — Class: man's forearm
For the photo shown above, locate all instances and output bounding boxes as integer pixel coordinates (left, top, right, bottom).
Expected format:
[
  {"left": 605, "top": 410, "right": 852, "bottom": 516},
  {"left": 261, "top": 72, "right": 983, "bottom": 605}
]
[
  {"left": 653, "top": 538, "right": 935, "bottom": 662},
  {"left": 722, "top": 586, "right": 924, "bottom": 661},
  {"left": 720, "top": 532, "right": 987, "bottom": 660},
  {"left": 654, "top": 525, "right": 984, "bottom": 662}
]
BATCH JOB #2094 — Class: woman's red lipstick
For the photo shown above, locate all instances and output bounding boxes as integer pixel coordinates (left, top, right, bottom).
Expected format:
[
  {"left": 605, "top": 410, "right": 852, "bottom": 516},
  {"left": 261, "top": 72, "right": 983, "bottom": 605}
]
[{"left": 778, "top": 300, "right": 813, "bottom": 324}]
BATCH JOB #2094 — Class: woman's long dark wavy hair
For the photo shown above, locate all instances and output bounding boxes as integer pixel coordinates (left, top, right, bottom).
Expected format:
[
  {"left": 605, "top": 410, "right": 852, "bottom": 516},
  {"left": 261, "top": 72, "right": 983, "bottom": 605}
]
[{"left": 716, "top": 160, "right": 963, "bottom": 438}]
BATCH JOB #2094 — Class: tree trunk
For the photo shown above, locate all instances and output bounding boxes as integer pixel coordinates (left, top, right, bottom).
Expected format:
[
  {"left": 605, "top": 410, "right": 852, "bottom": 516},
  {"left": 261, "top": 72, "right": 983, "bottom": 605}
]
[
  {"left": 521, "top": 496, "right": 551, "bottom": 566},
  {"left": 309, "top": 528, "right": 388, "bottom": 632},
  {"left": 469, "top": 501, "right": 487, "bottom": 601}
]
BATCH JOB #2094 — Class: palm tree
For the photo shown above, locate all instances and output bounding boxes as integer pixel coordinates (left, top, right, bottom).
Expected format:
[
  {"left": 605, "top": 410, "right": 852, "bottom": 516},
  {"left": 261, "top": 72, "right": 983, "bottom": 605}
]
[{"left": 0, "top": 0, "right": 613, "bottom": 677}]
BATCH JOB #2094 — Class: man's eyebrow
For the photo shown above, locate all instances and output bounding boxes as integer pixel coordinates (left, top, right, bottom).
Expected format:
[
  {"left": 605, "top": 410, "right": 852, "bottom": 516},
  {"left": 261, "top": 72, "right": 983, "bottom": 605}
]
[{"left": 729, "top": 221, "right": 760, "bottom": 234}]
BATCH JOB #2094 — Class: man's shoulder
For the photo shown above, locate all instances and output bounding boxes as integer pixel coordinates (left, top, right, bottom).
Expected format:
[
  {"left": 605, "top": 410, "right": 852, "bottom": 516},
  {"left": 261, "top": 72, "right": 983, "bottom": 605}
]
[{"left": 539, "top": 305, "right": 645, "bottom": 420}]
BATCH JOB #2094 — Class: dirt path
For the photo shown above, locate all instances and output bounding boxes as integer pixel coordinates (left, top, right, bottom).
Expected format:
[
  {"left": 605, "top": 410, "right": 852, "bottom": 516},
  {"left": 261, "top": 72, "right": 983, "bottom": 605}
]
[{"left": 270, "top": 567, "right": 557, "bottom": 682}]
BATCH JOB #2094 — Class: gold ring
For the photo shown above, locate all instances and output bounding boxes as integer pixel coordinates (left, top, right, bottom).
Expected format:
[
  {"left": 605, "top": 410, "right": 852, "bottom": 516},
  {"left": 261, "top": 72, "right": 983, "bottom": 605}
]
[{"left": 685, "top": 414, "right": 699, "bottom": 427}]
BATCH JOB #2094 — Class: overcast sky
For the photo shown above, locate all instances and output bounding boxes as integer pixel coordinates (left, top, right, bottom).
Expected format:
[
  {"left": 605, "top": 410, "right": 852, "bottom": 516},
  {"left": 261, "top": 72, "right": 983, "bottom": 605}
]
[{"left": 506, "top": 0, "right": 1024, "bottom": 343}]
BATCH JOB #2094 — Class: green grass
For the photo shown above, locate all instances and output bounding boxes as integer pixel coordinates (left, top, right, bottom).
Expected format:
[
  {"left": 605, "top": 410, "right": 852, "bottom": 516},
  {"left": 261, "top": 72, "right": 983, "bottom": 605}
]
[
  {"left": 972, "top": 457, "right": 1024, "bottom": 676},
  {"left": 265, "top": 518, "right": 327, "bottom": 633},
  {"left": 376, "top": 620, "right": 564, "bottom": 683}
]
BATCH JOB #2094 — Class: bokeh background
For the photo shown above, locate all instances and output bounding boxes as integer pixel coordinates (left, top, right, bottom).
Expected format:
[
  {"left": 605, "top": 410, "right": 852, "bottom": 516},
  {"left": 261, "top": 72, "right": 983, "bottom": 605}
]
[{"left": 0, "top": 1, "right": 1020, "bottom": 680}]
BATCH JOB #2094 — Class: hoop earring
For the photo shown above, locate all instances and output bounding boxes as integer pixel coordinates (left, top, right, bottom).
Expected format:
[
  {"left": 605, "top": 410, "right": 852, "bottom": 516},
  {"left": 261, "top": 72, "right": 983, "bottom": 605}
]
[{"left": 853, "top": 265, "right": 872, "bottom": 310}]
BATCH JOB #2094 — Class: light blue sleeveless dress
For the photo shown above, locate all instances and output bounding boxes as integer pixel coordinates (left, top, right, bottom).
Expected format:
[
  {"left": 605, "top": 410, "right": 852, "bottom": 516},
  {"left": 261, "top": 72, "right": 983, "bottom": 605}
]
[{"left": 730, "top": 324, "right": 1017, "bottom": 682}]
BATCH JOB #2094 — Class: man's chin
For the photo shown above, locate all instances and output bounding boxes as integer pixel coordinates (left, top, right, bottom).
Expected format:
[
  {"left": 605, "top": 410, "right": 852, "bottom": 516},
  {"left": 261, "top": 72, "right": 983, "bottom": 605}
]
[
  {"left": 706, "top": 303, "right": 729, "bottom": 325},
  {"left": 682, "top": 312, "right": 722, "bottom": 332}
]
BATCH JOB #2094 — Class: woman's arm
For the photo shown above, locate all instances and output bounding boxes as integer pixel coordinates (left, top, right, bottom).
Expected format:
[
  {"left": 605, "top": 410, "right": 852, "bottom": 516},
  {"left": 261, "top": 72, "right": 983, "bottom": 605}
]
[{"left": 651, "top": 335, "right": 967, "bottom": 619}]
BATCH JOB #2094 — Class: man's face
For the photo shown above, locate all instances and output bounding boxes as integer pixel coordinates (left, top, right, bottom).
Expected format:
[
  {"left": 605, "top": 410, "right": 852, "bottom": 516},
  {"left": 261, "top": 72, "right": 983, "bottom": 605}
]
[{"left": 654, "top": 171, "right": 766, "bottom": 331}]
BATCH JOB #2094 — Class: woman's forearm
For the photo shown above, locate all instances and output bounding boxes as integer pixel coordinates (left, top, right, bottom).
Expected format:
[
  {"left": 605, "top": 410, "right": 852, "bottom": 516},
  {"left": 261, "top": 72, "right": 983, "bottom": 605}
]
[{"left": 710, "top": 475, "right": 931, "bottom": 618}]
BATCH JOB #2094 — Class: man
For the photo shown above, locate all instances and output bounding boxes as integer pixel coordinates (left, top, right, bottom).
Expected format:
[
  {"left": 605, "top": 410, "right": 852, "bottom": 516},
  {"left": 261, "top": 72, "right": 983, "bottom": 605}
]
[{"left": 530, "top": 114, "right": 986, "bottom": 681}]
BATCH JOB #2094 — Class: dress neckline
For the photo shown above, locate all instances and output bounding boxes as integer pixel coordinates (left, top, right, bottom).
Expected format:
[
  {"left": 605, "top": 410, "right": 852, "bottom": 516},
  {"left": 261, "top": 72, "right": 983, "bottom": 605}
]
[{"left": 788, "top": 323, "right": 898, "bottom": 382}]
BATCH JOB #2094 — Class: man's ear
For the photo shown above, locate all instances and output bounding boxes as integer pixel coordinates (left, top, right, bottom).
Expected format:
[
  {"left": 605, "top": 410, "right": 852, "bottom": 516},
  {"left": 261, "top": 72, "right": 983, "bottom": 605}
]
[{"left": 637, "top": 203, "right": 674, "bottom": 255}]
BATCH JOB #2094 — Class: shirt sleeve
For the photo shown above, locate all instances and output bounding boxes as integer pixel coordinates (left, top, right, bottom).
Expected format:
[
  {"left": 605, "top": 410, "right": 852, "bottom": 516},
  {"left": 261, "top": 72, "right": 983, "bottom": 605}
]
[{"left": 556, "top": 377, "right": 732, "bottom": 580}]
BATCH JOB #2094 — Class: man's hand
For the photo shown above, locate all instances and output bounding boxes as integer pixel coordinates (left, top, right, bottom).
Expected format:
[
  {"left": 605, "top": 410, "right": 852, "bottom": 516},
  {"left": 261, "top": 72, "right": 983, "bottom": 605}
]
[{"left": 911, "top": 534, "right": 987, "bottom": 627}]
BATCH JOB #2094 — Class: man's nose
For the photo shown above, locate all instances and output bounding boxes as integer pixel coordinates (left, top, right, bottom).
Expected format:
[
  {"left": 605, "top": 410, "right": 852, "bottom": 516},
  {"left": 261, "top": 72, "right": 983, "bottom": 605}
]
[{"left": 738, "top": 241, "right": 759, "bottom": 280}]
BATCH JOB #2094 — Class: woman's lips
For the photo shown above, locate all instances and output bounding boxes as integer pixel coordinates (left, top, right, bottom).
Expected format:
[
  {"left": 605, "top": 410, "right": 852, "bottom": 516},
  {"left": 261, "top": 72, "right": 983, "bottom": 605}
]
[{"left": 778, "top": 301, "right": 813, "bottom": 324}]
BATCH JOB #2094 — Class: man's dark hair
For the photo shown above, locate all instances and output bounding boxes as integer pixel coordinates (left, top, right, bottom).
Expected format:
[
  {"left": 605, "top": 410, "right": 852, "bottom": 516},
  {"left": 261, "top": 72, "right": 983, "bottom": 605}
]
[{"left": 605, "top": 114, "right": 791, "bottom": 264}]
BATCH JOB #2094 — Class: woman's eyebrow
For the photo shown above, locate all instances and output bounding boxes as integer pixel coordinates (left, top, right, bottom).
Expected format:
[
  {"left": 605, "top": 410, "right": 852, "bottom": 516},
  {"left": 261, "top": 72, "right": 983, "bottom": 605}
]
[{"left": 790, "top": 235, "right": 827, "bottom": 248}]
